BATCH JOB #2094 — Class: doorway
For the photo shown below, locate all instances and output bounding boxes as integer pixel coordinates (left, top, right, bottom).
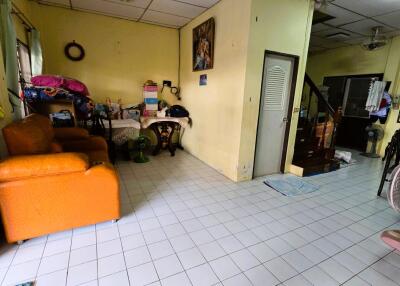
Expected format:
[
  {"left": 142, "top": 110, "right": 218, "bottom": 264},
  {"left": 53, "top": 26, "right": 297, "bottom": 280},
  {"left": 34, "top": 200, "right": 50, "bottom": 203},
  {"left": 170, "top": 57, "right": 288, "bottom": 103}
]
[
  {"left": 322, "top": 74, "right": 384, "bottom": 151},
  {"left": 253, "top": 51, "right": 298, "bottom": 177}
]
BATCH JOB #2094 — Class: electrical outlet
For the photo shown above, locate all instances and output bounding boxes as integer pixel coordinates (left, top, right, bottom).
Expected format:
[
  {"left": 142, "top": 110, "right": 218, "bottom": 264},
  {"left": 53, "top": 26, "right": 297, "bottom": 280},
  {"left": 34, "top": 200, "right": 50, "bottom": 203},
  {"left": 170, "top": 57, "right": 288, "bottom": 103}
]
[{"left": 163, "top": 80, "right": 172, "bottom": 87}]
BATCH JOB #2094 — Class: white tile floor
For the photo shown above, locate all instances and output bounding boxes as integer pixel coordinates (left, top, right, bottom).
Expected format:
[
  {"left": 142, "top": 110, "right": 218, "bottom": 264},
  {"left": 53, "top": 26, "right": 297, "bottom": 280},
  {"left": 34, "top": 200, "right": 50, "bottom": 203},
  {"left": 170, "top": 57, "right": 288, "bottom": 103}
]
[{"left": 1, "top": 151, "right": 400, "bottom": 286}]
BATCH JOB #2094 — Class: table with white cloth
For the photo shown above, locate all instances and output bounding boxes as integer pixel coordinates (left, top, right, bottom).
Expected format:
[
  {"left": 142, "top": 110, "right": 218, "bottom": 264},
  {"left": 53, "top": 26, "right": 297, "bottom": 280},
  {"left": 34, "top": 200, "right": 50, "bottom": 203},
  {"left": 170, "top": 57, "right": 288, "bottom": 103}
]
[
  {"left": 103, "top": 119, "right": 141, "bottom": 146},
  {"left": 88, "top": 118, "right": 141, "bottom": 146},
  {"left": 140, "top": 116, "right": 190, "bottom": 156}
]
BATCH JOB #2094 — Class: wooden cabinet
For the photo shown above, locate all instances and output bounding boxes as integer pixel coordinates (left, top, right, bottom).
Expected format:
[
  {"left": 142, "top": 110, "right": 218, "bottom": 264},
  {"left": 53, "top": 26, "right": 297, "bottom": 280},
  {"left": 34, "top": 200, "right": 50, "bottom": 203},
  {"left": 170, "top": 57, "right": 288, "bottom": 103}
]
[{"left": 25, "top": 99, "right": 77, "bottom": 126}]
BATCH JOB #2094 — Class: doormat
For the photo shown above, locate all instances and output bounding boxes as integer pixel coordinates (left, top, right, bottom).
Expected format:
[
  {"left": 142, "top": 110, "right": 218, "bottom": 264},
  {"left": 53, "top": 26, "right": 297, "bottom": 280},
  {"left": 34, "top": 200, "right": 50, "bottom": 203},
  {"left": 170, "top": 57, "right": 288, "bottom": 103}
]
[{"left": 264, "top": 176, "right": 319, "bottom": 197}]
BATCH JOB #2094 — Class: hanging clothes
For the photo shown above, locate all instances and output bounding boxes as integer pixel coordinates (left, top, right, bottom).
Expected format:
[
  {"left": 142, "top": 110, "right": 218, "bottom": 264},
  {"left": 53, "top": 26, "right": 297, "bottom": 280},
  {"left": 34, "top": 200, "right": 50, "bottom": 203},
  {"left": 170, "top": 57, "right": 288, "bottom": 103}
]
[
  {"left": 370, "top": 92, "right": 392, "bottom": 124},
  {"left": 366, "top": 80, "right": 386, "bottom": 112}
]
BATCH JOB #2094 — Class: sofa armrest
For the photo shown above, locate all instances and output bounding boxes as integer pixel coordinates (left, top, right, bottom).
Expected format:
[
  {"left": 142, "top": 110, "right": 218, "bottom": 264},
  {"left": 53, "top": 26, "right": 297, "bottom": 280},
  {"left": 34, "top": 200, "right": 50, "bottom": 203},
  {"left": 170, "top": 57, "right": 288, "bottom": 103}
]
[
  {"left": 0, "top": 153, "right": 89, "bottom": 182},
  {"left": 61, "top": 136, "right": 108, "bottom": 152},
  {"left": 54, "top": 127, "right": 90, "bottom": 141}
]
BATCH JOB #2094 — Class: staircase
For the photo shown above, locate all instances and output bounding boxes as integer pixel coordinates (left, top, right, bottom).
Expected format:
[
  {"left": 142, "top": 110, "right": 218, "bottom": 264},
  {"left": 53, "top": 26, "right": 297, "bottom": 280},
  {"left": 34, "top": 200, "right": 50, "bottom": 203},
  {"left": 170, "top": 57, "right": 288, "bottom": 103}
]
[{"left": 293, "top": 73, "right": 342, "bottom": 176}]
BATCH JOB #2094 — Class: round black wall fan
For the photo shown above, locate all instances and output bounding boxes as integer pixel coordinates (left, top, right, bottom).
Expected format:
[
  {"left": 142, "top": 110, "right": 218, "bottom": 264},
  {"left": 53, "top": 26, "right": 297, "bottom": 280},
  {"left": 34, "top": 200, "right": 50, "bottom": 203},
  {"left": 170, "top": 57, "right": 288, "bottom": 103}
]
[{"left": 64, "top": 41, "right": 85, "bottom": 61}]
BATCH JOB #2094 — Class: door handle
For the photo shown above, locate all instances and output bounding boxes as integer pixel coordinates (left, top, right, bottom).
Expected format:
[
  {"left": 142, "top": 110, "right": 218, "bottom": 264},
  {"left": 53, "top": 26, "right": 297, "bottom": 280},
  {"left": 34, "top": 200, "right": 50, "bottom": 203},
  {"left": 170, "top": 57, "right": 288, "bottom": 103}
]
[{"left": 283, "top": 117, "right": 288, "bottom": 122}]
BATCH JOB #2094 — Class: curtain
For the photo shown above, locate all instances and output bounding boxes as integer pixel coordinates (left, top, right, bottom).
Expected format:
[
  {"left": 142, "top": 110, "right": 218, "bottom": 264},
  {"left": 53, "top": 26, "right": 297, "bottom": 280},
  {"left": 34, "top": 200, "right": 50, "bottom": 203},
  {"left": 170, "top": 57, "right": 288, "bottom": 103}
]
[
  {"left": 29, "top": 29, "right": 42, "bottom": 76},
  {"left": 0, "top": 0, "right": 21, "bottom": 119},
  {"left": 17, "top": 42, "right": 32, "bottom": 83}
]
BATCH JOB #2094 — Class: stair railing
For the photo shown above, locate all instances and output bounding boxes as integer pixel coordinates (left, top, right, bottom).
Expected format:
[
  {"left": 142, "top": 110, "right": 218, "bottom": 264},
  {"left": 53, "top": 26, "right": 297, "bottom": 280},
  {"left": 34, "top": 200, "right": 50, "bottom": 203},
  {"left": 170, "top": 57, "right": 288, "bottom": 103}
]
[{"left": 296, "top": 74, "right": 342, "bottom": 161}]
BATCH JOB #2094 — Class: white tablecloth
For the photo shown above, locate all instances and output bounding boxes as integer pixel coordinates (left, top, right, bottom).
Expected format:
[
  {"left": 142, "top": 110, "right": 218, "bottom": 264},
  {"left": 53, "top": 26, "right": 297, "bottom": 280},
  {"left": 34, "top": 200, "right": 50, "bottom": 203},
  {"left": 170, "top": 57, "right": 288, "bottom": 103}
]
[
  {"left": 93, "top": 119, "right": 140, "bottom": 146},
  {"left": 97, "top": 117, "right": 188, "bottom": 145},
  {"left": 103, "top": 119, "right": 141, "bottom": 129},
  {"left": 140, "top": 116, "right": 190, "bottom": 129}
]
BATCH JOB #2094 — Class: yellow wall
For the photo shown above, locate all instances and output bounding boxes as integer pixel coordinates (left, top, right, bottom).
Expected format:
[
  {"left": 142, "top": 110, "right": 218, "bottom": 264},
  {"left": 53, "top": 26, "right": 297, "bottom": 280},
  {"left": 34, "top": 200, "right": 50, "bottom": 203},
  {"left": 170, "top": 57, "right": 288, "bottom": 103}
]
[
  {"left": 12, "top": 0, "right": 36, "bottom": 44},
  {"left": 179, "top": 0, "right": 252, "bottom": 181},
  {"left": 378, "top": 36, "right": 400, "bottom": 155},
  {"left": 306, "top": 37, "right": 400, "bottom": 156},
  {"left": 237, "top": 0, "right": 314, "bottom": 181},
  {"left": 2, "top": 0, "right": 179, "bottom": 154},
  {"left": 180, "top": 0, "right": 314, "bottom": 181},
  {"left": 307, "top": 44, "right": 391, "bottom": 85},
  {"left": 33, "top": 4, "right": 180, "bottom": 105},
  {"left": 8, "top": 0, "right": 314, "bottom": 182}
]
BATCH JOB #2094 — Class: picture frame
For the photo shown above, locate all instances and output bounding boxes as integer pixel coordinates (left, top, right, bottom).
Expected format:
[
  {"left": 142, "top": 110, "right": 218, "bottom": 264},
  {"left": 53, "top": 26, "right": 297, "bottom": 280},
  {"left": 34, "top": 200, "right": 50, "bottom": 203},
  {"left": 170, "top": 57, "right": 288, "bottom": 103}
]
[
  {"left": 193, "top": 18, "right": 215, "bottom": 72},
  {"left": 200, "top": 74, "right": 207, "bottom": 86}
]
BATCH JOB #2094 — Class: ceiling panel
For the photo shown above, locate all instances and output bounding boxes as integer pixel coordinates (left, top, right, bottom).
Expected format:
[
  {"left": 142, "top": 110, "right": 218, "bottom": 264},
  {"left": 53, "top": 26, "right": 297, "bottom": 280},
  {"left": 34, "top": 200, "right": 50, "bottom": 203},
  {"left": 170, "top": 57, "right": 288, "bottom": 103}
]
[
  {"left": 36, "top": 0, "right": 400, "bottom": 34},
  {"left": 313, "top": 27, "right": 362, "bottom": 39},
  {"left": 340, "top": 19, "right": 394, "bottom": 36},
  {"left": 176, "top": 0, "right": 220, "bottom": 8},
  {"left": 374, "top": 10, "right": 400, "bottom": 29},
  {"left": 149, "top": 0, "right": 206, "bottom": 18},
  {"left": 71, "top": 0, "right": 144, "bottom": 20},
  {"left": 312, "top": 23, "right": 331, "bottom": 33},
  {"left": 310, "top": 1, "right": 400, "bottom": 52},
  {"left": 332, "top": 0, "right": 400, "bottom": 17},
  {"left": 38, "top": 0, "right": 221, "bottom": 28},
  {"left": 311, "top": 35, "right": 349, "bottom": 49},
  {"left": 321, "top": 4, "right": 365, "bottom": 26},
  {"left": 38, "top": 0, "right": 70, "bottom": 8},
  {"left": 343, "top": 37, "right": 369, "bottom": 45},
  {"left": 105, "top": 0, "right": 151, "bottom": 9},
  {"left": 141, "top": 10, "right": 191, "bottom": 27}
]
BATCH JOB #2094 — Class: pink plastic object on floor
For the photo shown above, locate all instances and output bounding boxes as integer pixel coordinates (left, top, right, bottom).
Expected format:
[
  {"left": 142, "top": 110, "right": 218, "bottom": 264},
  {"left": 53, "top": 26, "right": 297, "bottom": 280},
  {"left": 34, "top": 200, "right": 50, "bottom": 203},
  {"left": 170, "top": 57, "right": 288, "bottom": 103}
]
[
  {"left": 381, "top": 230, "right": 400, "bottom": 251},
  {"left": 381, "top": 165, "right": 400, "bottom": 250}
]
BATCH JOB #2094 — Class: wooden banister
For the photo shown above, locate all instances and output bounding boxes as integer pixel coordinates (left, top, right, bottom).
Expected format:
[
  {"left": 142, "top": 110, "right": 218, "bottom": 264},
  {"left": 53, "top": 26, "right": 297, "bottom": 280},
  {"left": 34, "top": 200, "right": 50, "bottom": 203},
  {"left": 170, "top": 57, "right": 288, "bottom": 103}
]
[
  {"left": 293, "top": 74, "right": 342, "bottom": 174},
  {"left": 304, "top": 73, "right": 335, "bottom": 116}
]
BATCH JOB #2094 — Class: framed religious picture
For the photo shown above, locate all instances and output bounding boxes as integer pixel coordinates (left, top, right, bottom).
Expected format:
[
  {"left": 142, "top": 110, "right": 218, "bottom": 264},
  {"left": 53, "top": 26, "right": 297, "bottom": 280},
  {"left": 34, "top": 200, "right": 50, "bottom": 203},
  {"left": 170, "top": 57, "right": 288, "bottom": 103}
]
[{"left": 193, "top": 18, "right": 215, "bottom": 71}]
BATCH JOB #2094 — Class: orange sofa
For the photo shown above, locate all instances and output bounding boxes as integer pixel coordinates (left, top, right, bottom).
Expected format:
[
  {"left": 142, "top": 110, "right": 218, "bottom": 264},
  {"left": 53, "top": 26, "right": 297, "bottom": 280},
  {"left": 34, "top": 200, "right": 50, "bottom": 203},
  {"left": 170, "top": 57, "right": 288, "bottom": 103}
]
[{"left": 0, "top": 114, "right": 120, "bottom": 243}]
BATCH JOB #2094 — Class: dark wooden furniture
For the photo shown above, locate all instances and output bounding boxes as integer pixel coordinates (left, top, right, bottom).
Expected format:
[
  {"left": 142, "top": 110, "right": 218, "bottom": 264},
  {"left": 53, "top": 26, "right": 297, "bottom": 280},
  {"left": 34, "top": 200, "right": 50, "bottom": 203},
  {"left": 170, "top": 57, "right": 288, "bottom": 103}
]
[
  {"left": 84, "top": 112, "right": 115, "bottom": 164},
  {"left": 25, "top": 99, "right": 77, "bottom": 126},
  {"left": 293, "top": 73, "right": 342, "bottom": 176},
  {"left": 140, "top": 117, "right": 188, "bottom": 157},
  {"left": 150, "top": 121, "right": 184, "bottom": 156}
]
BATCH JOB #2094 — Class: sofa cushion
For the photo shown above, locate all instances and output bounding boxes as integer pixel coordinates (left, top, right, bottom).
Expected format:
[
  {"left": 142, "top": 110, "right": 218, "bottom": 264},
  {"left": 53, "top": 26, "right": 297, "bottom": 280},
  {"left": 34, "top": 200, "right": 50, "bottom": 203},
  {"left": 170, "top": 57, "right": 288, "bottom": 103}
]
[
  {"left": 28, "top": 114, "right": 55, "bottom": 141},
  {"left": 0, "top": 153, "right": 89, "bottom": 182},
  {"left": 2, "top": 115, "right": 53, "bottom": 155},
  {"left": 50, "top": 141, "right": 63, "bottom": 153},
  {"left": 86, "top": 150, "right": 109, "bottom": 164},
  {"left": 54, "top": 127, "right": 89, "bottom": 141}
]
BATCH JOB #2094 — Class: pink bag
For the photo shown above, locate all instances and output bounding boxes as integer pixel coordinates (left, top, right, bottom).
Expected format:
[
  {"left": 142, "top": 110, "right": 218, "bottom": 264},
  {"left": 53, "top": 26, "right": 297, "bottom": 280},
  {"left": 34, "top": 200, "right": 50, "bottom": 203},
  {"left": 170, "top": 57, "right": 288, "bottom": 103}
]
[
  {"left": 31, "top": 75, "right": 64, "bottom": 88},
  {"left": 32, "top": 75, "right": 90, "bottom": 96},
  {"left": 64, "top": 78, "right": 89, "bottom": 96}
]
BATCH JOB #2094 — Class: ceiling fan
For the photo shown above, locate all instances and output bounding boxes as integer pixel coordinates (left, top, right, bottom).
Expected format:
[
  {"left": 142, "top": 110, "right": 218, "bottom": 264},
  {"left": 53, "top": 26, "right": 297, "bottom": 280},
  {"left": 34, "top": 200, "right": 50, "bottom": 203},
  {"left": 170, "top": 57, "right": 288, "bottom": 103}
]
[{"left": 362, "top": 27, "right": 388, "bottom": 51}]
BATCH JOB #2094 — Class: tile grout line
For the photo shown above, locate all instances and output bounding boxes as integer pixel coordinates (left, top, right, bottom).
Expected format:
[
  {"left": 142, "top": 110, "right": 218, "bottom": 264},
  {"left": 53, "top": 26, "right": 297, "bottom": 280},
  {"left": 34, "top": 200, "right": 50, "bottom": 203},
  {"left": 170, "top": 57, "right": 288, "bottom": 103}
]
[
  {"left": 3, "top": 154, "right": 399, "bottom": 285},
  {"left": 33, "top": 235, "right": 50, "bottom": 283},
  {"left": 116, "top": 220, "right": 132, "bottom": 285}
]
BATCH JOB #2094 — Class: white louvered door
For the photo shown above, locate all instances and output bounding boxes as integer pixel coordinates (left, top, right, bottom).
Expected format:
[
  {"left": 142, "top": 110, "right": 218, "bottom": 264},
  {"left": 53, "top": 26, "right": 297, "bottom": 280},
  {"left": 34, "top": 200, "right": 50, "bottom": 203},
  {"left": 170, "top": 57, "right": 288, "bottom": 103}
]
[{"left": 254, "top": 54, "right": 294, "bottom": 177}]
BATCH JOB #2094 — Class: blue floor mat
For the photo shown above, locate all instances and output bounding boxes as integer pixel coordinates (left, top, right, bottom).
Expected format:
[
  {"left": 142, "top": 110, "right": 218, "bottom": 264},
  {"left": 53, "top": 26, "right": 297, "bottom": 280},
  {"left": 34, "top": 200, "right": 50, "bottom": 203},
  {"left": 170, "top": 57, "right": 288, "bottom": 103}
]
[{"left": 264, "top": 176, "right": 319, "bottom": 197}]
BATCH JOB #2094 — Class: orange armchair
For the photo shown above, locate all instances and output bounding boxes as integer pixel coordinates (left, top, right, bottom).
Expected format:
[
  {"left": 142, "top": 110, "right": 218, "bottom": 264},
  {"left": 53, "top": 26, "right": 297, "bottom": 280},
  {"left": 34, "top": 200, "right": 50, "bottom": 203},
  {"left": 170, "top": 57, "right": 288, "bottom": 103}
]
[{"left": 0, "top": 114, "right": 120, "bottom": 243}]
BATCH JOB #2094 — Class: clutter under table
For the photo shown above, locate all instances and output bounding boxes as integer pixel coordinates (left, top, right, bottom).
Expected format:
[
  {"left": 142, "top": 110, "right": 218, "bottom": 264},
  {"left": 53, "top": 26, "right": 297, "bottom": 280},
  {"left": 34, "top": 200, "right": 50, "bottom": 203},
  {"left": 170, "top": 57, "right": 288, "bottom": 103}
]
[{"left": 140, "top": 116, "right": 189, "bottom": 156}]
